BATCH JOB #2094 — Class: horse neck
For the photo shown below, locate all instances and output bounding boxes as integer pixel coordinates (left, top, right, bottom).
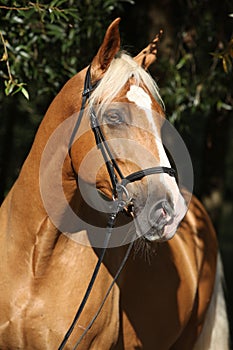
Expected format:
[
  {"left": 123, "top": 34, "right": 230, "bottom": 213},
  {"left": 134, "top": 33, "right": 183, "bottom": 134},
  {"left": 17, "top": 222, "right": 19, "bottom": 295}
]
[{"left": 0, "top": 69, "right": 88, "bottom": 274}]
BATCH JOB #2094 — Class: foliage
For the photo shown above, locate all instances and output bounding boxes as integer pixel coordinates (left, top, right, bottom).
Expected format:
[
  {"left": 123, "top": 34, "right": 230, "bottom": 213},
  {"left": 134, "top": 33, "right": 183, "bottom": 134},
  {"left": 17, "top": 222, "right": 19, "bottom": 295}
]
[
  {"left": 0, "top": 0, "right": 134, "bottom": 99},
  {"left": 0, "top": 0, "right": 134, "bottom": 200},
  {"left": 156, "top": 2, "right": 233, "bottom": 127},
  {"left": 143, "top": 0, "right": 233, "bottom": 202}
]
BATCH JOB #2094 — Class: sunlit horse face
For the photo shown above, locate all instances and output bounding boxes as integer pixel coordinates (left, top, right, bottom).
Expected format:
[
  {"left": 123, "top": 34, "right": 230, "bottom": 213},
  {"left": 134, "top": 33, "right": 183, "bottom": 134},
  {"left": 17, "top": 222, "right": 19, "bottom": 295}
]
[{"left": 70, "top": 52, "right": 186, "bottom": 242}]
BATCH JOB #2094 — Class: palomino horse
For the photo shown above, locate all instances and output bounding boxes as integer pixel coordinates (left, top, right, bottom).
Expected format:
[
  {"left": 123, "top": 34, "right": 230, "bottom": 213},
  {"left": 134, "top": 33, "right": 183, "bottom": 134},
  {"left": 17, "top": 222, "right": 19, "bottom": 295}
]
[{"left": 0, "top": 18, "right": 229, "bottom": 349}]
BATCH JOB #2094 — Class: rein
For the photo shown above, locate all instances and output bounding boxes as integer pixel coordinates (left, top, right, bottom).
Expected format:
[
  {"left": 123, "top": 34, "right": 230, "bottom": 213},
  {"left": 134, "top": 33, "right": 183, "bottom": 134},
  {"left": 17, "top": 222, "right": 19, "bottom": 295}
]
[
  {"left": 58, "top": 65, "right": 176, "bottom": 349},
  {"left": 58, "top": 202, "right": 128, "bottom": 350}
]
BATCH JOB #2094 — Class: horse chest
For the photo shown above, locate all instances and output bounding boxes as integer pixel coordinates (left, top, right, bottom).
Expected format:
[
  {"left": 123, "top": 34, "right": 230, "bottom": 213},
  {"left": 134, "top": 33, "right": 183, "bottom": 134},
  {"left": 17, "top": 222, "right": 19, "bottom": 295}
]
[
  {"left": 0, "top": 262, "right": 121, "bottom": 350},
  {"left": 118, "top": 241, "right": 199, "bottom": 349}
]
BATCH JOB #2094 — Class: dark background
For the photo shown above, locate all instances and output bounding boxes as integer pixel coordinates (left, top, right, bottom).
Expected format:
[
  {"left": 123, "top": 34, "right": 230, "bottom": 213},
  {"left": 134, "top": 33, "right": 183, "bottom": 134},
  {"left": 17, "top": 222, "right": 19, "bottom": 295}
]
[{"left": 0, "top": 0, "right": 232, "bottom": 344}]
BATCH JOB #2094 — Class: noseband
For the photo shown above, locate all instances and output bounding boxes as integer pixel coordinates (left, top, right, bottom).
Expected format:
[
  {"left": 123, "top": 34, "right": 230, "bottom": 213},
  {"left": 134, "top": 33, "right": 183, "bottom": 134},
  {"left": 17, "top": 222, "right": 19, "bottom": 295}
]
[{"left": 59, "top": 65, "right": 176, "bottom": 350}]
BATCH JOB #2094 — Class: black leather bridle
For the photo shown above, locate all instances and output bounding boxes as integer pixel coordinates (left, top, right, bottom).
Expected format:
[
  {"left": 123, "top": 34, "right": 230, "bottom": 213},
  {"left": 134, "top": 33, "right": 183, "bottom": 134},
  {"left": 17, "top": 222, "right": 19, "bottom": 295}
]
[
  {"left": 69, "top": 65, "right": 176, "bottom": 201},
  {"left": 58, "top": 65, "right": 176, "bottom": 350}
]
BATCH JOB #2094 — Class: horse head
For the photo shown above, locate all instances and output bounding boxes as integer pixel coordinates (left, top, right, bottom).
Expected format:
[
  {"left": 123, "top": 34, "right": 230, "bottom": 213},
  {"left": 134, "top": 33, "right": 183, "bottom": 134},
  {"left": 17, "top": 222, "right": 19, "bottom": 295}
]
[{"left": 69, "top": 18, "right": 187, "bottom": 243}]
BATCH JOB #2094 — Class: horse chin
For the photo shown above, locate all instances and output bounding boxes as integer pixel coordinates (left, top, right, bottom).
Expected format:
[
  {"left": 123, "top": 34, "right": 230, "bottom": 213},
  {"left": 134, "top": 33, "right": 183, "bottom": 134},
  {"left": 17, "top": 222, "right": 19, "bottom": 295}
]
[{"left": 144, "top": 227, "right": 176, "bottom": 243}]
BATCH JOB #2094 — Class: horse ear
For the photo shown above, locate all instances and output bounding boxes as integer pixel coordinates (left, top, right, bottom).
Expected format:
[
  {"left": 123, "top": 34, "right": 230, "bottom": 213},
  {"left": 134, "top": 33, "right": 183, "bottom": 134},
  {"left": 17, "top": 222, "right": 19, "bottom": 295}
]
[
  {"left": 91, "top": 18, "right": 121, "bottom": 81},
  {"left": 134, "top": 30, "right": 163, "bottom": 70}
]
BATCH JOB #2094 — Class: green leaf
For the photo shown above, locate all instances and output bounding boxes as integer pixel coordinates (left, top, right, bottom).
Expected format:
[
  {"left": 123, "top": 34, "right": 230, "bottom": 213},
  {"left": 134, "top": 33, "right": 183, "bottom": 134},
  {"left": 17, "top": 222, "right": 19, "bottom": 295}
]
[
  {"left": 4, "top": 80, "right": 15, "bottom": 95},
  {"left": 217, "top": 101, "right": 232, "bottom": 111},
  {"left": 176, "top": 54, "right": 192, "bottom": 70},
  {"left": 21, "top": 87, "right": 29, "bottom": 100},
  {"left": 55, "top": 0, "right": 69, "bottom": 7}
]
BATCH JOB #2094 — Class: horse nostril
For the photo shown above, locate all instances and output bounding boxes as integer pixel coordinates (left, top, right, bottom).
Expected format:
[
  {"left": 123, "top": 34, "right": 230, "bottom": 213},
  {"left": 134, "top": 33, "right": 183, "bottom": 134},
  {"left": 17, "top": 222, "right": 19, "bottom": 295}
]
[{"left": 148, "top": 200, "right": 174, "bottom": 230}]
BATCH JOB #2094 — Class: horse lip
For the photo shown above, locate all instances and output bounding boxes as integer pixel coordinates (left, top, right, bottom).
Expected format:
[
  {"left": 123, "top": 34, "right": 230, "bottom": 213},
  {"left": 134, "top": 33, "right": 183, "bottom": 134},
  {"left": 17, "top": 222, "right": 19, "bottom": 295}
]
[{"left": 144, "top": 226, "right": 174, "bottom": 242}]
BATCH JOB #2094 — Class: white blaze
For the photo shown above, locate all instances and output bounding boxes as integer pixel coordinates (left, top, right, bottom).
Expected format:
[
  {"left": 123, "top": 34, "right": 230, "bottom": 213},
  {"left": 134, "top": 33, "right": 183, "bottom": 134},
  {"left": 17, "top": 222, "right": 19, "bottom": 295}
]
[
  {"left": 126, "top": 85, "right": 170, "bottom": 167},
  {"left": 126, "top": 85, "right": 187, "bottom": 240},
  {"left": 126, "top": 85, "right": 152, "bottom": 110}
]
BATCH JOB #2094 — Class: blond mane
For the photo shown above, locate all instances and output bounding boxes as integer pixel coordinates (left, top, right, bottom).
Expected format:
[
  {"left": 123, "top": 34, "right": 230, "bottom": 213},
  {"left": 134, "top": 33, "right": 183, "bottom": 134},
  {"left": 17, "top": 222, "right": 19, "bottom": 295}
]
[{"left": 89, "top": 52, "right": 164, "bottom": 111}]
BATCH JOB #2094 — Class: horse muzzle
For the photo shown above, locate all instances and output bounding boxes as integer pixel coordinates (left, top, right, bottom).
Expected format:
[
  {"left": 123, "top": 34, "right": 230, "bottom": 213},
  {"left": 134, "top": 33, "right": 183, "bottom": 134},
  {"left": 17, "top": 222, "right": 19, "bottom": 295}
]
[
  {"left": 128, "top": 180, "right": 186, "bottom": 242},
  {"left": 145, "top": 199, "right": 174, "bottom": 241}
]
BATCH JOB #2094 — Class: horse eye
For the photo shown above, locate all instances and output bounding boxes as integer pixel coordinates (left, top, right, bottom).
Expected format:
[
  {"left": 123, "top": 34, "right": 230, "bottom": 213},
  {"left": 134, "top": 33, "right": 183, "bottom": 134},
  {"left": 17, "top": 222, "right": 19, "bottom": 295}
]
[{"left": 103, "top": 110, "right": 124, "bottom": 125}]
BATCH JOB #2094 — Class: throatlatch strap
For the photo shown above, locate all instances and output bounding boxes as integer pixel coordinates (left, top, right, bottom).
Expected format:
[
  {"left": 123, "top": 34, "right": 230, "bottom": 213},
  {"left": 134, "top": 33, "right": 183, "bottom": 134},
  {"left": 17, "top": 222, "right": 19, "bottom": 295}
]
[{"left": 68, "top": 66, "right": 100, "bottom": 153}]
